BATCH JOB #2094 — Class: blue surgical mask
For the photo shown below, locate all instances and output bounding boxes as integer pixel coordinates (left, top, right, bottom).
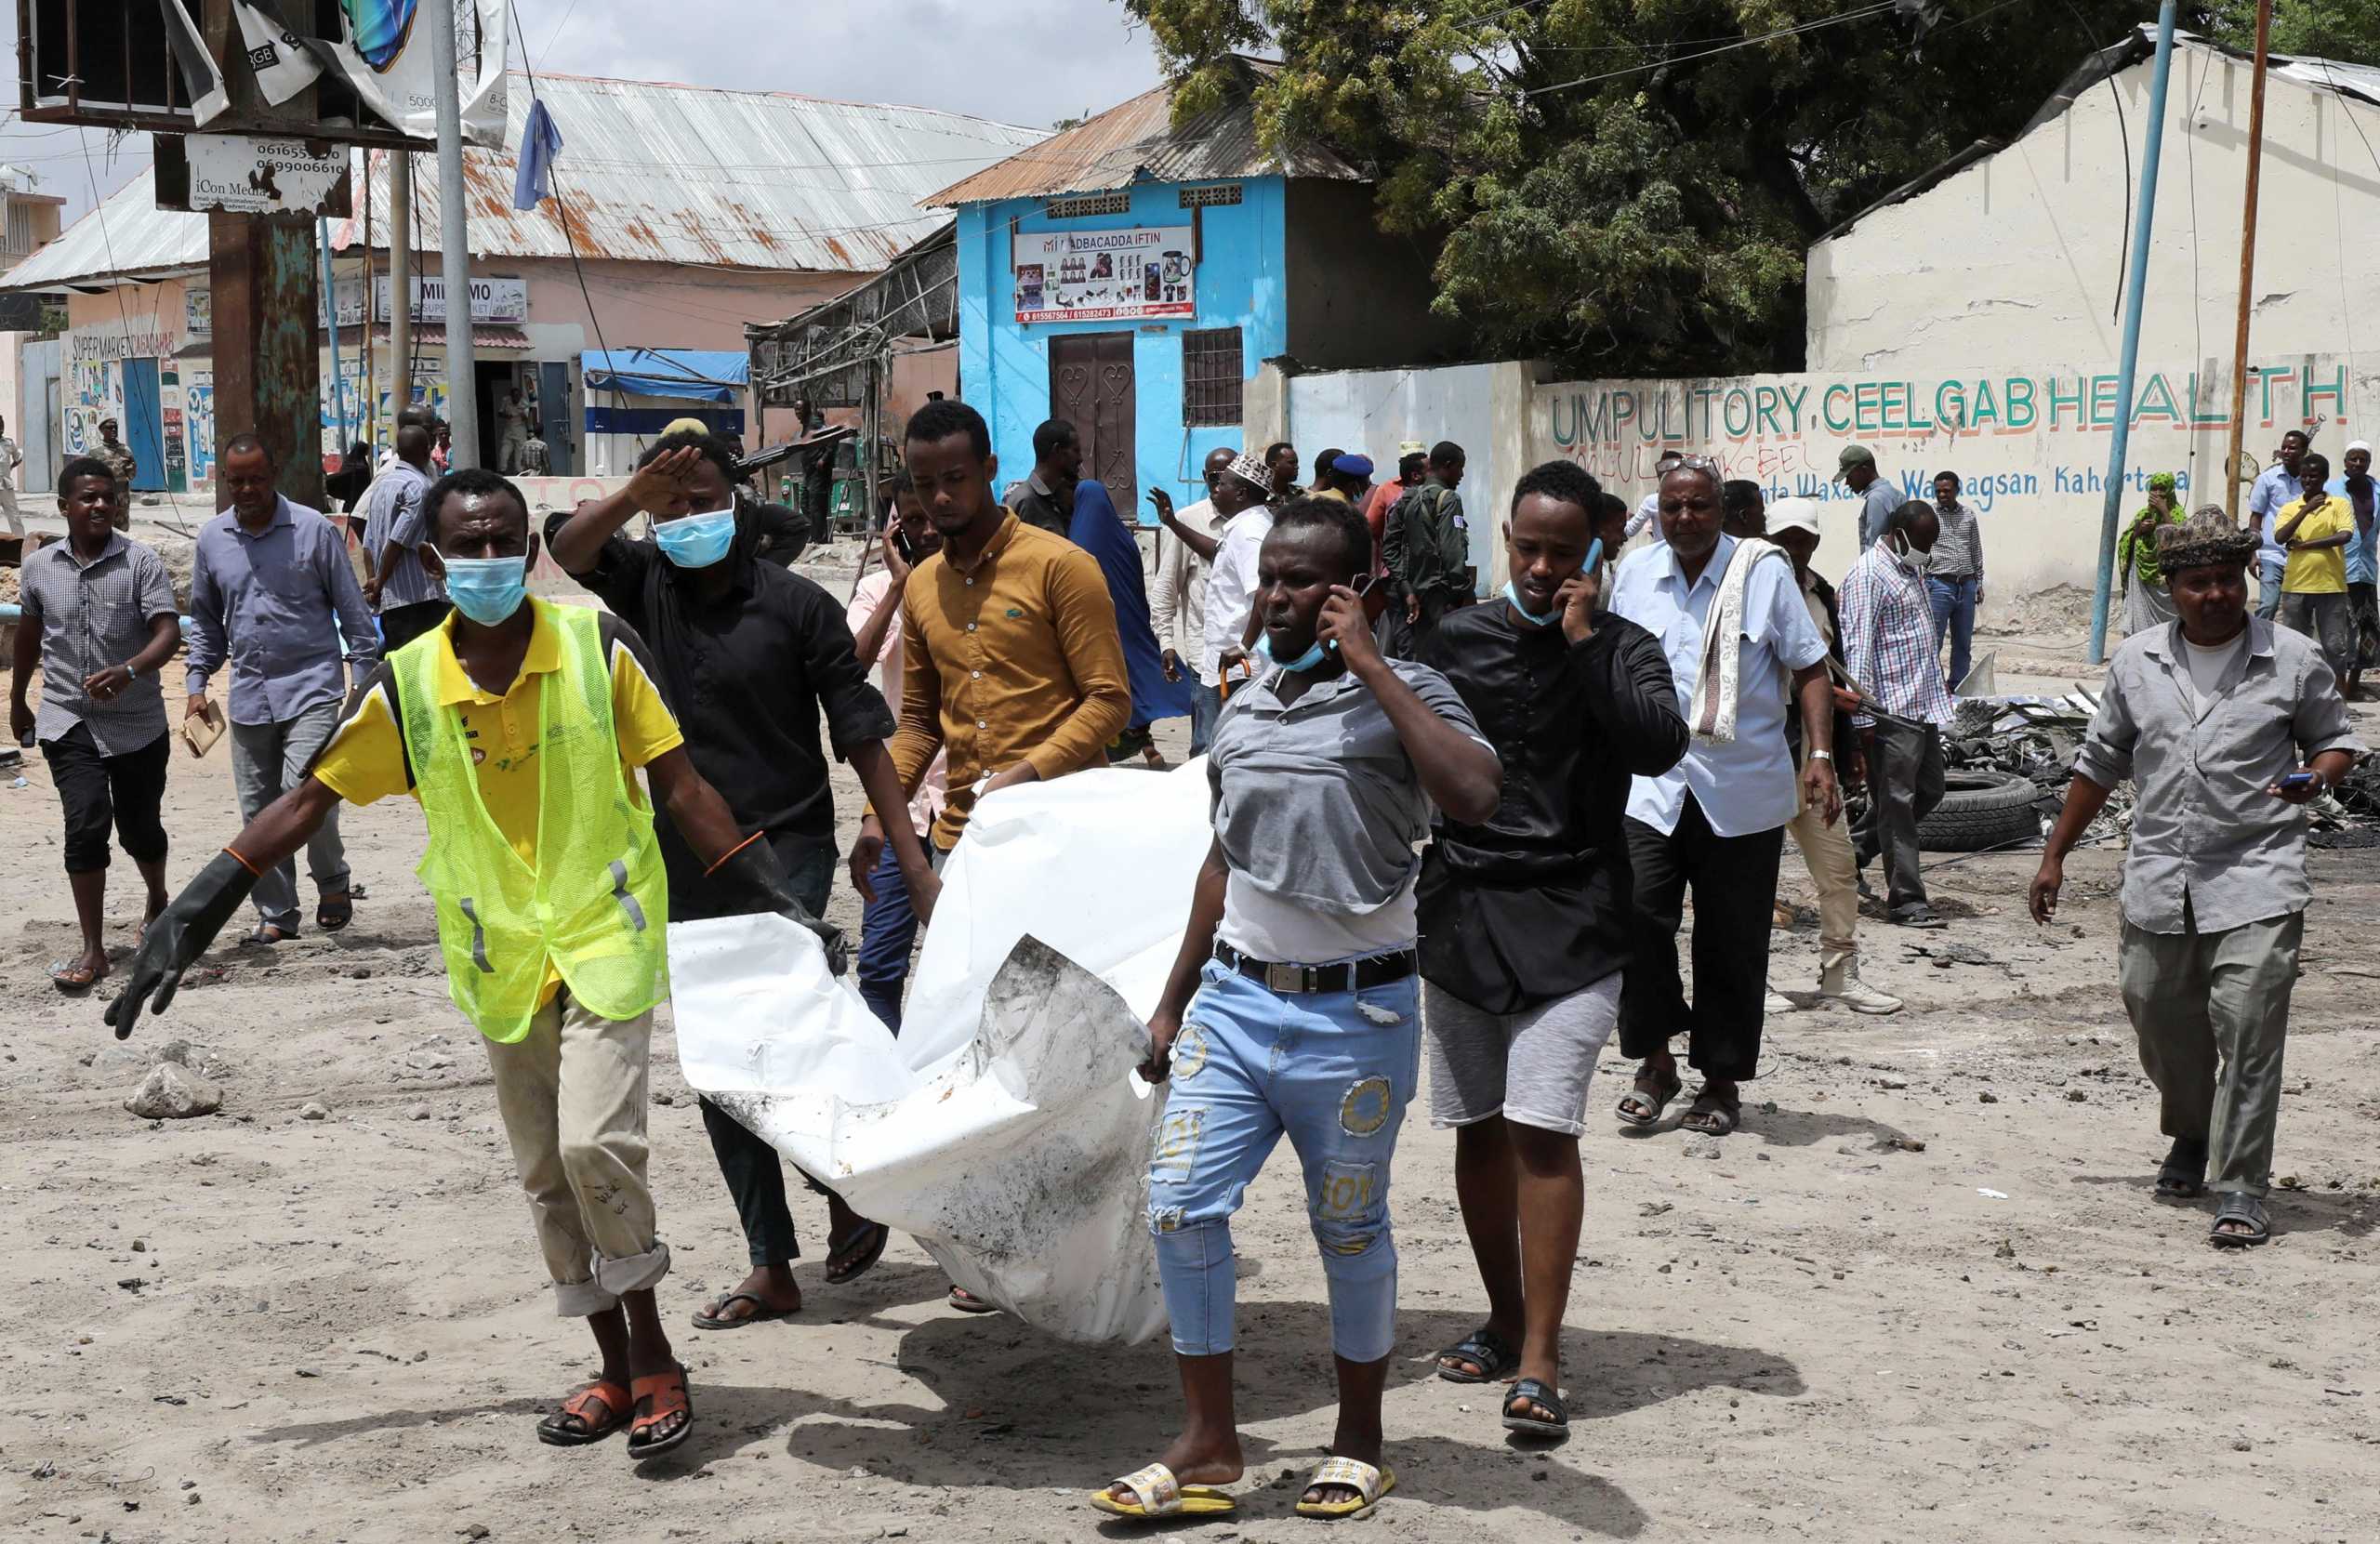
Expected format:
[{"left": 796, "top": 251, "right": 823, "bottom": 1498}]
[
  {"left": 1503, "top": 580, "right": 1558, "bottom": 627},
  {"left": 439, "top": 553, "right": 529, "bottom": 627},
  {"left": 654, "top": 506, "right": 736, "bottom": 569},
  {"left": 1255, "top": 631, "right": 1330, "bottom": 673}
]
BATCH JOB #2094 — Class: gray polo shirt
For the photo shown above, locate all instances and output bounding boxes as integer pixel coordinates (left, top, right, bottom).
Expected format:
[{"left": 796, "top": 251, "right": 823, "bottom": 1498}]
[
  {"left": 1858, "top": 478, "right": 1905, "bottom": 548},
  {"left": 1207, "top": 657, "right": 1492, "bottom": 916},
  {"left": 18, "top": 533, "right": 178, "bottom": 754},
  {"left": 2075, "top": 617, "right": 2363, "bottom": 934},
  {"left": 185, "top": 495, "right": 380, "bottom": 726}
]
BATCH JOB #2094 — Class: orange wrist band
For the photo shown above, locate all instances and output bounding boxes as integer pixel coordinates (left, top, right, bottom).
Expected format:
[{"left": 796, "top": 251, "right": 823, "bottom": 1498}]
[{"left": 704, "top": 830, "right": 763, "bottom": 878}]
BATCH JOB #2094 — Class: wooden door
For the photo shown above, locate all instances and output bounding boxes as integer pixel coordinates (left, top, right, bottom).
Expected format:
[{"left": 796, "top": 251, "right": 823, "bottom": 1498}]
[{"left": 1049, "top": 330, "right": 1136, "bottom": 495}]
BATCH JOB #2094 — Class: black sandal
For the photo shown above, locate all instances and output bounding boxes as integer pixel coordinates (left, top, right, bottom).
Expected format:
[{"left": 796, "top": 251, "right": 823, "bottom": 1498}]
[
  {"left": 689, "top": 1290, "right": 796, "bottom": 1330},
  {"left": 1616, "top": 1066, "right": 1683, "bottom": 1128},
  {"left": 1434, "top": 1326, "right": 1517, "bottom": 1384},
  {"left": 2155, "top": 1137, "right": 2209, "bottom": 1199},
  {"left": 1502, "top": 1377, "right": 1568, "bottom": 1437},
  {"left": 1679, "top": 1085, "right": 1741, "bottom": 1137},
  {"left": 2210, "top": 1193, "right": 2270, "bottom": 1247},
  {"left": 823, "top": 1220, "right": 891, "bottom": 1285}
]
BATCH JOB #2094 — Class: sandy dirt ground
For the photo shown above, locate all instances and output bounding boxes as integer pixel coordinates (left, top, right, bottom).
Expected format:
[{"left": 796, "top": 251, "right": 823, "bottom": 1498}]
[{"left": 7, "top": 554, "right": 2380, "bottom": 1544}]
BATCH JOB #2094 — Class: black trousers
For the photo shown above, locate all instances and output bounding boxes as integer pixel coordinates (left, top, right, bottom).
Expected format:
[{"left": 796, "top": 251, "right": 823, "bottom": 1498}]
[
  {"left": 693, "top": 836, "right": 838, "bottom": 1267},
  {"left": 1618, "top": 795, "right": 1785, "bottom": 1081},
  {"left": 379, "top": 599, "right": 452, "bottom": 654},
  {"left": 41, "top": 721, "right": 169, "bottom": 873},
  {"left": 1852, "top": 713, "right": 1946, "bottom": 913}
]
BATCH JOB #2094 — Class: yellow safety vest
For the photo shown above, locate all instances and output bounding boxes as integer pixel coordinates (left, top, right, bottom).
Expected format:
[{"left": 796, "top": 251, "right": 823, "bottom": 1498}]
[{"left": 391, "top": 601, "right": 668, "bottom": 1042}]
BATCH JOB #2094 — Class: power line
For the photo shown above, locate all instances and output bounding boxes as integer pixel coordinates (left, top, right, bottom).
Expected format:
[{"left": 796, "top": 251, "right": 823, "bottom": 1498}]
[{"left": 1521, "top": 3, "right": 1899, "bottom": 96}]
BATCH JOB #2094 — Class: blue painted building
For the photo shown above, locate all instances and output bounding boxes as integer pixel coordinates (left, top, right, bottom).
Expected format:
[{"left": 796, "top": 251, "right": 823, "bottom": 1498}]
[{"left": 932, "top": 60, "right": 1464, "bottom": 516}]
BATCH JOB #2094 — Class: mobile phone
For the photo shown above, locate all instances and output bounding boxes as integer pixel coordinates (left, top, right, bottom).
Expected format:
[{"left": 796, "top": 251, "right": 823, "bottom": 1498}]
[
  {"left": 1349, "top": 572, "right": 1375, "bottom": 599},
  {"left": 2280, "top": 770, "right": 2318, "bottom": 793},
  {"left": 1583, "top": 537, "right": 1604, "bottom": 574},
  {"left": 894, "top": 526, "right": 919, "bottom": 565}
]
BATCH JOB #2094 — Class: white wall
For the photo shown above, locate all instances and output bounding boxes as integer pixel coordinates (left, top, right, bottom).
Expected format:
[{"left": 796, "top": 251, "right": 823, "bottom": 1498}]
[
  {"left": 1282, "top": 362, "right": 1521, "bottom": 589},
  {"left": 1809, "top": 46, "right": 2380, "bottom": 372}
]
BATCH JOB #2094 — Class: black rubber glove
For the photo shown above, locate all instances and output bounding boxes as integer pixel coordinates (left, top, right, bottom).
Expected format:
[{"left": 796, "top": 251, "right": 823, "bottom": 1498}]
[
  {"left": 104, "top": 850, "right": 258, "bottom": 1039},
  {"left": 714, "top": 837, "right": 850, "bottom": 976}
]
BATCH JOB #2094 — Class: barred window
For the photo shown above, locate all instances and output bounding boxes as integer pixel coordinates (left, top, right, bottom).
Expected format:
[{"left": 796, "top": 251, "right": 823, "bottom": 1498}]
[
  {"left": 1178, "top": 183, "right": 1243, "bottom": 209},
  {"left": 1182, "top": 328, "right": 1243, "bottom": 428},
  {"left": 1045, "top": 191, "right": 1130, "bottom": 219}
]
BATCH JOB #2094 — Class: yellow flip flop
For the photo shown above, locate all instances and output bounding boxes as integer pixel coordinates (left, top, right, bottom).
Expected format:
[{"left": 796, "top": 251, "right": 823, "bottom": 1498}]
[
  {"left": 1089, "top": 1462, "right": 1238, "bottom": 1520},
  {"left": 1294, "top": 1457, "right": 1395, "bottom": 1519}
]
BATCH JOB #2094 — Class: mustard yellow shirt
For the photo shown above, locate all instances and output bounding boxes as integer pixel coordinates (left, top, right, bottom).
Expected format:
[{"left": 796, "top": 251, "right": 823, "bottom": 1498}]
[
  {"left": 2278, "top": 496, "right": 2352, "bottom": 595},
  {"left": 311, "top": 601, "right": 684, "bottom": 1003}
]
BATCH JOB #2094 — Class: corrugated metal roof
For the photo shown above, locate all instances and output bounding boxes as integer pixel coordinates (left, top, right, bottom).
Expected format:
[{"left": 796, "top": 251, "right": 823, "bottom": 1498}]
[
  {"left": 931, "top": 58, "right": 1363, "bottom": 206},
  {"left": 0, "top": 72, "right": 1046, "bottom": 292}
]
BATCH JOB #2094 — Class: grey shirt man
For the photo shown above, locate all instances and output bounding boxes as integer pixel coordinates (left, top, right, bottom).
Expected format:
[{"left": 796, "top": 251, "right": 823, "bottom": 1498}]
[
  {"left": 360, "top": 460, "right": 443, "bottom": 609},
  {"left": 1926, "top": 499, "right": 1985, "bottom": 584},
  {"left": 1858, "top": 477, "right": 1903, "bottom": 548},
  {"left": 2075, "top": 616, "right": 2363, "bottom": 933},
  {"left": 186, "top": 495, "right": 380, "bottom": 725},
  {"left": 19, "top": 532, "right": 178, "bottom": 753}
]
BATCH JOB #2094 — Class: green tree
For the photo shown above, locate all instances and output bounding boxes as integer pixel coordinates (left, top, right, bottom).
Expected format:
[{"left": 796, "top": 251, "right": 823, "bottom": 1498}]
[
  {"left": 1126, "top": 0, "right": 2172, "bottom": 374},
  {"left": 2206, "top": 0, "right": 2380, "bottom": 60}
]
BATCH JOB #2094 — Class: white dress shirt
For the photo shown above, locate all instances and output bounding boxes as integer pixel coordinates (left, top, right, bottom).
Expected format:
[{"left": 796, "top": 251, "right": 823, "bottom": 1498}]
[
  {"left": 1198, "top": 505, "right": 1275, "bottom": 687},
  {"left": 1608, "top": 533, "right": 1828, "bottom": 838},
  {"left": 1150, "top": 497, "right": 1223, "bottom": 666}
]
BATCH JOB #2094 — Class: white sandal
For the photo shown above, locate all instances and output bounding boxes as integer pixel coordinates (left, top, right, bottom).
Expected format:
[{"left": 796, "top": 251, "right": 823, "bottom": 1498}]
[
  {"left": 1294, "top": 1456, "right": 1397, "bottom": 1519},
  {"left": 1088, "top": 1461, "right": 1238, "bottom": 1520}
]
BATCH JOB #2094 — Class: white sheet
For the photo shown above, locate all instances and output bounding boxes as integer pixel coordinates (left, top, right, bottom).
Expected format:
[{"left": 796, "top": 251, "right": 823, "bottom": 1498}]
[{"left": 668, "top": 760, "right": 1214, "bottom": 1343}]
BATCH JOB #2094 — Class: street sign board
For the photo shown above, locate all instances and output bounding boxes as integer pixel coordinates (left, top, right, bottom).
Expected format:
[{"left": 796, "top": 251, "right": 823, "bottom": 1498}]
[{"left": 167, "top": 133, "right": 350, "bottom": 215}]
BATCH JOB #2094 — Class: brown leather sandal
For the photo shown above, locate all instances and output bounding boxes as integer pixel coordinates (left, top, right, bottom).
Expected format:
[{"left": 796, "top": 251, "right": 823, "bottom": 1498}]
[
  {"left": 626, "top": 1364, "right": 694, "bottom": 1458},
  {"left": 536, "top": 1379, "right": 630, "bottom": 1446}
]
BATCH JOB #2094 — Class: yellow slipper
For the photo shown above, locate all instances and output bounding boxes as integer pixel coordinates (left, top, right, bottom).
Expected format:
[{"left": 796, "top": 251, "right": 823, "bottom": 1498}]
[
  {"left": 1089, "top": 1461, "right": 1238, "bottom": 1520},
  {"left": 1294, "top": 1456, "right": 1395, "bottom": 1519}
]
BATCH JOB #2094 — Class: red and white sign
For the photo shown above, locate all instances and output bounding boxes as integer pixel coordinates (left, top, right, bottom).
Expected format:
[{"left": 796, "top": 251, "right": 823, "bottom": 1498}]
[{"left": 1013, "top": 226, "right": 1195, "bottom": 324}]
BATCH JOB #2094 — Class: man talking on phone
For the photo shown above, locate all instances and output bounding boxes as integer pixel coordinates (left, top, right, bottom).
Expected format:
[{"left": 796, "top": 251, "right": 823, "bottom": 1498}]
[{"left": 2031, "top": 508, "right": 2360, "bottom": 1249}]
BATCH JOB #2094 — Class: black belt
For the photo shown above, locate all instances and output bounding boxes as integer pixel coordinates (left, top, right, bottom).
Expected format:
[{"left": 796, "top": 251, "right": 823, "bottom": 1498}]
[{"left": 1213, "top": 940, "right": 1415, "bottom": 995}]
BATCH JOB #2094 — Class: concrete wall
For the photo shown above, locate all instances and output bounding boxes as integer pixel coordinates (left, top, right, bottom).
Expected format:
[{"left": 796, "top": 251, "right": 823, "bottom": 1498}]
[
  {"left": 1809, "top": 48, "right": 2380, "bottom": 371},
  {"left": 1532, "top": 356, "right": 2375, "bottom": 594},
  {"left": 1276, "top": 359, "right": 1536, "bottom": 592},
  {"left": 958, "top": 178, "right": 1290, "bottom": 518}
]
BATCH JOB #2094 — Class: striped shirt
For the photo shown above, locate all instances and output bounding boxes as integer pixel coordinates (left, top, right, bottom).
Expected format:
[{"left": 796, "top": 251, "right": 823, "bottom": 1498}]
[
  {"left": 1839, "top": 539, "right": 1955, "bottom": 729},
  {"left": 18, "top": 533, "right": 178, "bottom": 755},
  {"left": 1925, "top": 499, "right": 1985, "bottom": 582}
]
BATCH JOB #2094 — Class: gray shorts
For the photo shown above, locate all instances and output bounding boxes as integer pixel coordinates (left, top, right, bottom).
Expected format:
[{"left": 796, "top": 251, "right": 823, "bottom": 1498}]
[{"left": 1423, "top": 973, "right": 1621, "bottom": 1137}]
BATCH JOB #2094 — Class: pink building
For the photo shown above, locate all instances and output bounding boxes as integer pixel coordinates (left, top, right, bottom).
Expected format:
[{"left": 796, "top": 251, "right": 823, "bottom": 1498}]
[{"left": 0, "top": 72, "right": 1041, "bottom": 493}]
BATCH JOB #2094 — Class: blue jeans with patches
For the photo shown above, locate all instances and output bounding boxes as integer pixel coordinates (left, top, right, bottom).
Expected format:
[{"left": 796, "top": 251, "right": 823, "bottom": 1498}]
[{"left": 1147, "top": 957, "right": 1421, "bottom": 1362}]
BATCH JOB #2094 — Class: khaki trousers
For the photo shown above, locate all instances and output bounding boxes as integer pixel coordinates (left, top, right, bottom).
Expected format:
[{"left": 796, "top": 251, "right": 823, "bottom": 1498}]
[
  {"left": 1785, "top": 749, "right": 1859, "bottom": 984},
  {"left": 483, "top": 988, "right": 670, "bottom": 1315},
  {"left": 2117, "top": 904, "right": 2301, "bottom": 1198}
]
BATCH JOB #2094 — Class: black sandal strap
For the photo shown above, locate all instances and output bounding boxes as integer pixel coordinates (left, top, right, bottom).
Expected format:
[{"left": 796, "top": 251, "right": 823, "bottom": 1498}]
[{"left": 1506, "top": 1377, "right": 1567, "bottom": 1423}]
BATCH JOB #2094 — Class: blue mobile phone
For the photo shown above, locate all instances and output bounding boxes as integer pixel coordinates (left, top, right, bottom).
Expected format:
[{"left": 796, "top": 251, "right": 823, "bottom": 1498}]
[
  {"left": 1584, "top": 537, "right": 1604, "bottom": 573},
  {"left": 2280, "top": 771, "right": 2317, "bottom": 792}
]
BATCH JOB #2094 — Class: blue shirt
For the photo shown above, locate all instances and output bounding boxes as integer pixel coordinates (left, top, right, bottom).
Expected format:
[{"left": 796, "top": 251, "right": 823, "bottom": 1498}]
[
  {"left": 2249, "top": 463, "right": 2300, "bottom": 559},
  {"left": 1609, "top": 534, "right": 1828, "bottom": 838},
  {"left": 2338, "top": 478, "right": 2379, "bottom": 586},
  {"left": 186, "top": 495, "right": 380, "bottom": 725}
]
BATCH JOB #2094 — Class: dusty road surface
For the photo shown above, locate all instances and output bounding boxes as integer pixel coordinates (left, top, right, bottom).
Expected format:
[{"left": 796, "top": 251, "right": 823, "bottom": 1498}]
[{"left": 6, "top": 589, "right": 2380, "bottom": 1544}]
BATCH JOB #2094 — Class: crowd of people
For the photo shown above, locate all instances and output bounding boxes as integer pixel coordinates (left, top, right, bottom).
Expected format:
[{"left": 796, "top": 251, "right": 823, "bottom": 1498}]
[{"left": 7, "top": 396, "right": 2360, "bottom": 1518}]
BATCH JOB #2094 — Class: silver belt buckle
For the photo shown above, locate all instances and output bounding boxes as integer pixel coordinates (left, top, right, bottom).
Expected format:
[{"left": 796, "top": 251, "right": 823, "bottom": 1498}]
[{"left": 1265, "top": 960, "right": 1306, "bottom": 993}]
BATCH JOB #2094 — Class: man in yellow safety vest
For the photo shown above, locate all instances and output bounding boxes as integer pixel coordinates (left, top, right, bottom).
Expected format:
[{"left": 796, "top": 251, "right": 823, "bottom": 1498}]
[{"left": 106, "top": 468, "right": 836, "bottom": 1462}]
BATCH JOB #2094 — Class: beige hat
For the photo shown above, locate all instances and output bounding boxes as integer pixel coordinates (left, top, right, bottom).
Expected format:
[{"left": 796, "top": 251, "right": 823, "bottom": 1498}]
[
  {"left": 1397, "top": 440, "right": 1426, "bottom": 458},
  {"left": 2158, "top": 507, "right": 2258, "bottom": 573},
  {"left": 1767, "top": 496, "right": 1823, "bottom": 537}
]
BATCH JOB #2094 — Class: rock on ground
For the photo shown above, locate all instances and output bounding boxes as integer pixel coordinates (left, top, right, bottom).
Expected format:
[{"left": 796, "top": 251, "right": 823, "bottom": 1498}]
[{"left": 124, "top": 1062, "right": 222, "bottom": 1119}]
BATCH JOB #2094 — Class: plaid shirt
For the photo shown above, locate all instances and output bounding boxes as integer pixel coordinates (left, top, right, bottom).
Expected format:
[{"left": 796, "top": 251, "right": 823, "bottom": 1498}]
[{"left": 1839, "top": 539, "right": 1955, "bottom": 729}]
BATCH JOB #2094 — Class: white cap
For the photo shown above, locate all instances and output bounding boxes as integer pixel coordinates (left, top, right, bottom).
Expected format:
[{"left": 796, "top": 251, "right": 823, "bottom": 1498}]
[
  {"left": 1767, "top": 496, "right": 1823, "bottom": 536},
  {"left": 2349, "top": 439, "right": 2373, "bottom": 455}
]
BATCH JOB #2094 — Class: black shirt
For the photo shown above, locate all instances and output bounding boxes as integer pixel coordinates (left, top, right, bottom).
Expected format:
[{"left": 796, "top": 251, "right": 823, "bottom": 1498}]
[
  {"left": 545, "top": 508, "right": 893, "bottom": 909},
  {"left": 743, "top": 498, "right": 810, "bottom": 567},
  {"left": 1416, "top": 604, "right": 1688, "bottom": 1012}
]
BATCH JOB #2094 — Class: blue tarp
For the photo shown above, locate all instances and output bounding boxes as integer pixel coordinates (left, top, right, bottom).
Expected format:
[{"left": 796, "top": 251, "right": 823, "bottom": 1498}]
[{"left": 581, "top": 349, "right": 749, "bottom": 404}]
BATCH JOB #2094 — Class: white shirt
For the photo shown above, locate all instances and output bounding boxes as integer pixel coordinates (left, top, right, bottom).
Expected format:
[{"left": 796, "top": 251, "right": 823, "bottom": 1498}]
[
  {"left": 1219, "top": 871, "right": 1419, "bottom": 966},
  {"left": 848, "top": 569, "right": 947, "bottom": 838},
  {"left": 2178, "top": 629, "right": 2247, "bottom": 714},
  {"left": 1609, "top": 534, "right": 1829, "bottom": 838},
  {"left": 1199, "top": 505, "right": 1274, "bottom": 686},
  {"left": 1150, "top": 497, "right": 1223, "bottom": 665},
  {"left": 2249, "top": 463, "right": 2300, "bottom": 558},
  {"left": 1625, "top": 491, "right": 1664, "bottom": 544}
]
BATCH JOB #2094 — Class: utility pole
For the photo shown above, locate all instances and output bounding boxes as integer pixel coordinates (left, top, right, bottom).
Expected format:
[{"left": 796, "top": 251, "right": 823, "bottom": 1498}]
[
  {"left": 430, "top": 0, "right": 479, "bottom": 468},
  {"left": 198, "top": 0, "right": 323, "bottom": 509},
  {"left": 2225, "top": 0, "right": 2275, "bottom": 525},
  {"left": 389, "top": 149, "right": 413, "bottom": 416},
  {"left": 2087, "top": 0, "right": 2180, "bottom": 665}
]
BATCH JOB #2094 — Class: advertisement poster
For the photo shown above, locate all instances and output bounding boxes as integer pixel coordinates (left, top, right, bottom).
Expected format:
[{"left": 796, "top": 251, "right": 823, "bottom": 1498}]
[
  {"left": 161, "top": 372, "right": 189, "bottom": 494},
  {"left": 1012, "top": 227, "right": 1195, "bottom": 323}
]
